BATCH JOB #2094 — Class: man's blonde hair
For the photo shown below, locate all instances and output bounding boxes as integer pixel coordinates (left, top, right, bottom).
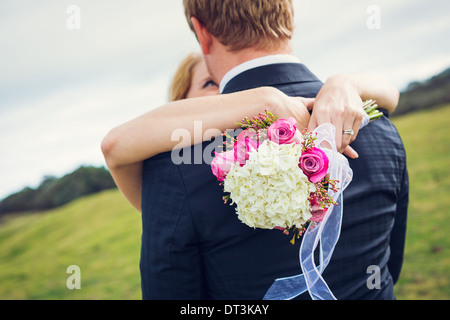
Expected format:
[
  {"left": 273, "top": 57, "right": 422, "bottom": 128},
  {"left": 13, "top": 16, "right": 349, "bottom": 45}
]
[{"left": 183, "top": 0, "right": 294, "bottom": 52}]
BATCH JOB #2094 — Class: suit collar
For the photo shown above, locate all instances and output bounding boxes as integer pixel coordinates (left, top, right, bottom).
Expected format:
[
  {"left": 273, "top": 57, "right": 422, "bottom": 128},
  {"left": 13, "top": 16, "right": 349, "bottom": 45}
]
[
  {"left": 219, "top": 54, "right": 300, "bottom": 93},
  {"left": 222, "top": 62, "right": 321, "bottom": 94}
]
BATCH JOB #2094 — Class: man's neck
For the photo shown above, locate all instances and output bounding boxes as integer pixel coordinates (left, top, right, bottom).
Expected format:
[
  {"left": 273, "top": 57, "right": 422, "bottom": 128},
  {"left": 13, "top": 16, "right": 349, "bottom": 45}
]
[
  {"left": 213, "top": 43, "right": 297, "bottom": 93},
  {"left": 211, "top": 42, "right": 293, "bottom": 86}
]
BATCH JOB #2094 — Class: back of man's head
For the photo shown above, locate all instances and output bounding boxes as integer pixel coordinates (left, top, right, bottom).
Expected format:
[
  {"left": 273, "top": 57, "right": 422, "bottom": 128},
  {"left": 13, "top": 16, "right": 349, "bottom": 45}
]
[{"left": 183, "top": 0, "right": 294, "bottom": 52}]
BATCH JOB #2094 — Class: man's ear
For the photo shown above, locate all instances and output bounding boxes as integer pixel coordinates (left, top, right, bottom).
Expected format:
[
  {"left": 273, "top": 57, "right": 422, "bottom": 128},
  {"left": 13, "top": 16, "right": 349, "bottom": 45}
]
[{"left": 191, "top": 17, "right": 212, "bottom": 55}]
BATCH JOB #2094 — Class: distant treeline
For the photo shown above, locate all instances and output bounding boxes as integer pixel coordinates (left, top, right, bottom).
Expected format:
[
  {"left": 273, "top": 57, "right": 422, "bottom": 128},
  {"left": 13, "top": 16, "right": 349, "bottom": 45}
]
[
  {"left": 0, "top": 166, "right": 116, "bottom": 215},
  {"left": 393, "top": 67, "right": 450, "bottom": 117}
]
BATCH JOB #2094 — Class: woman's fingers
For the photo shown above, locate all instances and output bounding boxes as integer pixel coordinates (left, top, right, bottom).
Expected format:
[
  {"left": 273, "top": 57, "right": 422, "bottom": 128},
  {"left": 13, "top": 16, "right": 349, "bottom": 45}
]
[
  {"left": 343, "top": 146, "right": 359, "bottom": 159},
  {"left": 341, "top": 113, "right": 355, "bottom": 153},
  {"left": 303, "top": 98, "right": 316, "bottom": 111},
  {"left": 283, "top": 97, "right": 313, "bottom": 130}
]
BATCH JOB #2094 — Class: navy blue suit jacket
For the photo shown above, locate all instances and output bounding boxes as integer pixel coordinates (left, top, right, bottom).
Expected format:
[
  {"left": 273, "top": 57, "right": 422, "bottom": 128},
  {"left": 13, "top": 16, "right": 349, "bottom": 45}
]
[{"left": 140, "top": 63, "right": 408, "bottom": 300}]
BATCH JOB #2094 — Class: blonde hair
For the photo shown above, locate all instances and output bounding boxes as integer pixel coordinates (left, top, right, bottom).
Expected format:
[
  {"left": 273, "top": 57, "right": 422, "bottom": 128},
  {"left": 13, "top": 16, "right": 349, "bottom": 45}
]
[
  {"left": 169, "top": 52, "right": 203, "bottom": 101},
  {"left": 183, "top": 0, "right": 294, "bottom": 52}
]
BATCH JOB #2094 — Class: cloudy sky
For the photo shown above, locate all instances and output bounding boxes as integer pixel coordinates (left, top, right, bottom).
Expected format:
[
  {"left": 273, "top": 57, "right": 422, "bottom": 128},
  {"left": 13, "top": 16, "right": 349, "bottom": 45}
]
[{"left": 1, "top": 0, "right": 449, "bottom": 199}]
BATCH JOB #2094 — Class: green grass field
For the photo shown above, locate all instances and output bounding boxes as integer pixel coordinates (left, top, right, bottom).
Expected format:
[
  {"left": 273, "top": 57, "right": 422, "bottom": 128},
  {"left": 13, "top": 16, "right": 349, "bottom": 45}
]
[
  {"left": 0, "top": 105, "right": 449, "bottom": 300},
  {"left": 0, "top": 190, "right": 142, "bottom": 299},
  {"left": 391, "top": 104, "right": 450, "bottom": 300}
]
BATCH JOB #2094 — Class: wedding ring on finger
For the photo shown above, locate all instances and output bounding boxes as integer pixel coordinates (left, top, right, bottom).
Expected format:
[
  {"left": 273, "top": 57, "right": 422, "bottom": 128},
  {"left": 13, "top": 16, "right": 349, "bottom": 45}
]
[{"left": 343, "top": 129, "right": 354, "bottom": 135}]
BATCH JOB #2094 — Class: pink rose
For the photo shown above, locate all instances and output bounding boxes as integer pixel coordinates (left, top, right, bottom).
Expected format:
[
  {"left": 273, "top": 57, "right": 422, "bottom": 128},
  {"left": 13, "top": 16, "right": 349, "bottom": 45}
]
[
  {"left": 267, "top": 118, "right": 303, "bottom": 145},
  {"left": 299, "top": 147, "right": 329, "bottom": 183},
  {"left": 309, "top": 194, "right": 328, "bottom": 223},
  {"left": 234, "top": 129, "right": 261, "bottom": 166},
  {"left": 211, "top": 150, "right": 235, "bottom": 182}
]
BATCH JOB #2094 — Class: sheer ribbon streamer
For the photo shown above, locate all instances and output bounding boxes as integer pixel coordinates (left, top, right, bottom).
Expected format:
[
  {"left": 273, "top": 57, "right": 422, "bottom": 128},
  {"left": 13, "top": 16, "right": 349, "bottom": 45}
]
[{"left": 263, "top": 123, "right": 355, "bottom": 300}]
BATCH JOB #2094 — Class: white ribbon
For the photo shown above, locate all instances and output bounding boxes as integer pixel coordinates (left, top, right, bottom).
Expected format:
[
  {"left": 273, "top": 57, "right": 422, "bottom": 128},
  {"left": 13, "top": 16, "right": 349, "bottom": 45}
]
[
  {"left": 362, "top": 111, "right": 370, "bottom": 129},
  {"left": 263, "top": 123, "right": 353, "bottom": 300}
]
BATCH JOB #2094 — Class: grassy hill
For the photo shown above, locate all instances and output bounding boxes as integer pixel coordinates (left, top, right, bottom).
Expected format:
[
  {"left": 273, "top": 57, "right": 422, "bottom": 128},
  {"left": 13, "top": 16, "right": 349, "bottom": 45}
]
[
  {"left": 0, "top": 166, "right": 116, "bottom": 215},
  {"left": 393, "top": 67, "right": 450, "bottom": 117},
  {"left": 390, "top": 104, "right": 450, "bottom": 299},
  {"left": 0, "top": 190, "right": 141, "bottom": 300},
  {"left": 0, "top": 105, "right": 449, "bottom": 300}
]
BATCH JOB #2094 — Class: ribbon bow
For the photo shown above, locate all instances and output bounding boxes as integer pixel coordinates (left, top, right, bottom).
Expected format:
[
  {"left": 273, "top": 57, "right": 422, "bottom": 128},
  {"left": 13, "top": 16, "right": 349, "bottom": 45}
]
[{"left": 263, "top": 123, "right": 354, "bottom": 300}]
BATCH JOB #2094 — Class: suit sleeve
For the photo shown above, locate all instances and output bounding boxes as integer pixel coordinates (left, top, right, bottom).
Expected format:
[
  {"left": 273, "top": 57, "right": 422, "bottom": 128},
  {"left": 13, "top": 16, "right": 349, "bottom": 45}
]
[{"left": 388, "top": 166, "right": 409, "bottom": 284}]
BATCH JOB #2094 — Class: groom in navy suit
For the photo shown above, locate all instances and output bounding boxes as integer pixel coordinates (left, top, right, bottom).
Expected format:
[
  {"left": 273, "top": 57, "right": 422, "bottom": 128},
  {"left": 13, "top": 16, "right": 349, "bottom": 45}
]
[{"left": 140, "top": 0, "right": 408, "bottom": 300}]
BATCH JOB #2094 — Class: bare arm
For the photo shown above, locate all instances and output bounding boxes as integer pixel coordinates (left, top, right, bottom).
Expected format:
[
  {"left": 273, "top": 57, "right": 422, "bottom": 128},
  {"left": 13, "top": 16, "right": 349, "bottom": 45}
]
[
  {"left": 334, "top": 73, "right": 400, "bottom": 114},
  {"left": 108, "top": 162, "right": 143, "bottom": 212},
  {"left": 101, "top": 87, "right": 312, "bottom": 211}
]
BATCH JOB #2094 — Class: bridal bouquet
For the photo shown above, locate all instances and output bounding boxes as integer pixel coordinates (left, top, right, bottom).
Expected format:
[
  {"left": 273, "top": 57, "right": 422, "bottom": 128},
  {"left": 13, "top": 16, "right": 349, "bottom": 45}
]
[
  {"left": 211, "top": 111, "right": 335, "bottom": 243},
  {"left": 211, "top": 101, "right": 381, "bottom": 300},
  {"left": 211, "top": 101, "right": 382, "bottom": 244}
]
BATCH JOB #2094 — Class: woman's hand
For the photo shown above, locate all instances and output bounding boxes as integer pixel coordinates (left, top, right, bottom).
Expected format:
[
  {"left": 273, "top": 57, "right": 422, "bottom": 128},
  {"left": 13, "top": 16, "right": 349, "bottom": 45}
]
[
  {"left": 308, "top": 76, "right": 365, "bottom": 157},
  {"left": 271, "top": 91, "right": 314, "bottom": 131},
  {"left": 307, "top": 73, "right": 400, "bottom": 159}
]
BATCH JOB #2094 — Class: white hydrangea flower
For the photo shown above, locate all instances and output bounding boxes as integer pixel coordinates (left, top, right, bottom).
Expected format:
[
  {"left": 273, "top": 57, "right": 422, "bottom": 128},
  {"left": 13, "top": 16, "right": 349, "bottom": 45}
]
[{"left": 224, "top": 140, "right": 315, "bottom": 230}]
